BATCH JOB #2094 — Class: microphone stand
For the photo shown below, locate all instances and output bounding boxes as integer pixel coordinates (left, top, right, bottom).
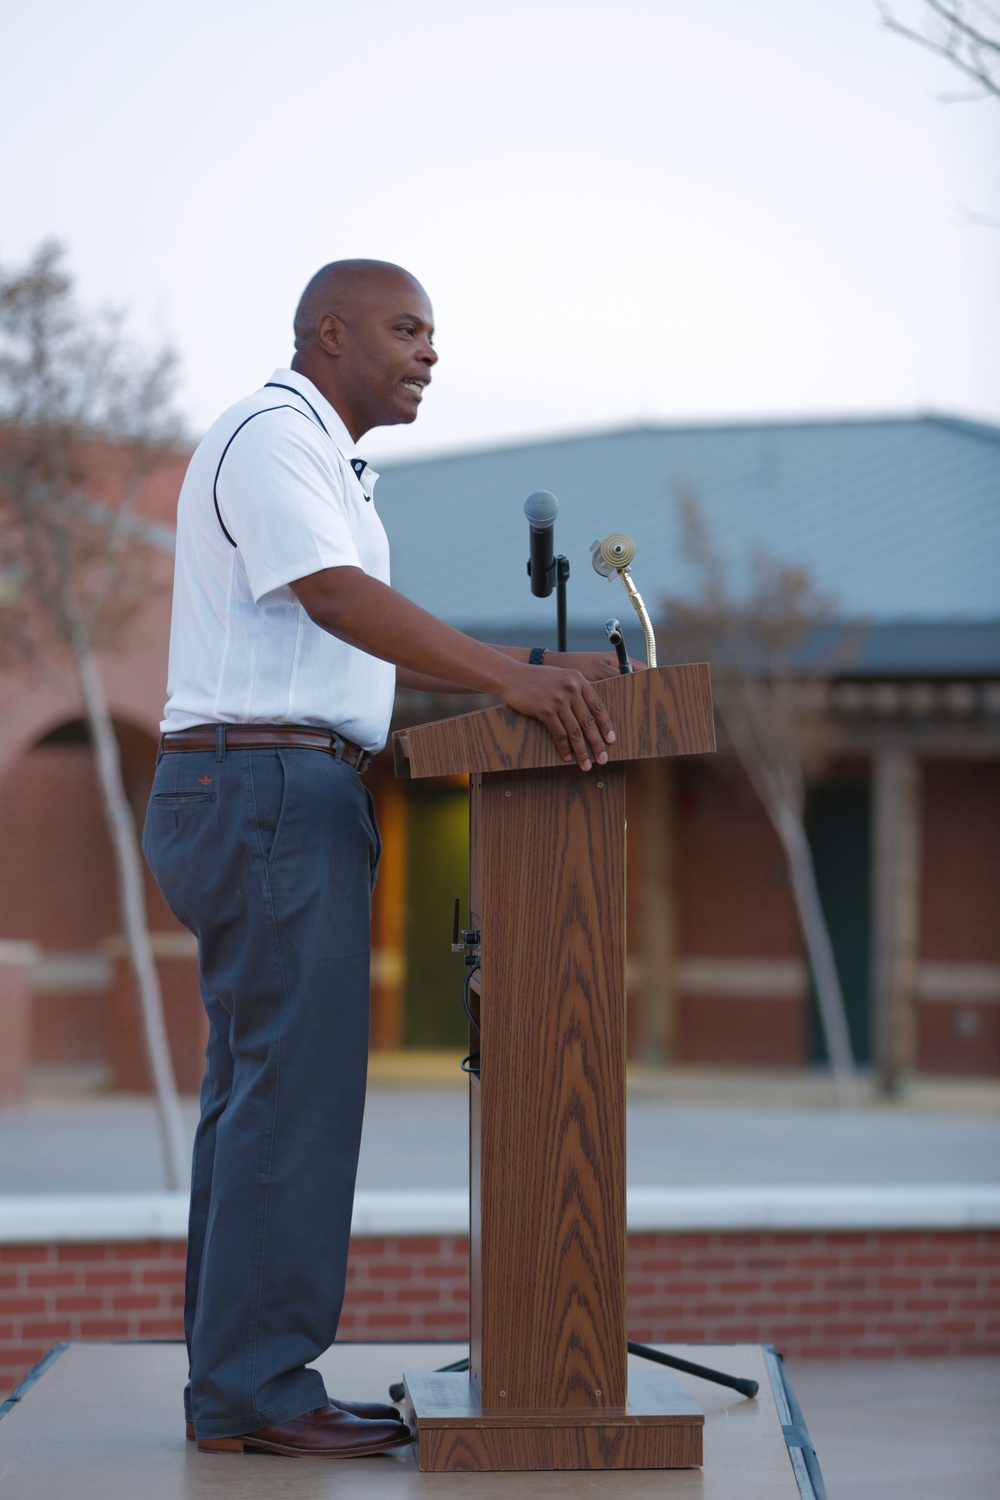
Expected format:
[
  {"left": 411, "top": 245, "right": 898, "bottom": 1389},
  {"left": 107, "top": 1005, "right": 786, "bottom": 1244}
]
[{"left": 555, "top": 556, "right": 569, "bottom": 653}]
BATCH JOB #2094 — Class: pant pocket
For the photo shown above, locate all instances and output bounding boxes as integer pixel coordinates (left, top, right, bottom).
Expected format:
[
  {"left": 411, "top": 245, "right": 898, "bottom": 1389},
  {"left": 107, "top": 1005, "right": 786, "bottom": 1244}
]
[{"left": 250, "top": 750, "right": 287, "bottom": 865}]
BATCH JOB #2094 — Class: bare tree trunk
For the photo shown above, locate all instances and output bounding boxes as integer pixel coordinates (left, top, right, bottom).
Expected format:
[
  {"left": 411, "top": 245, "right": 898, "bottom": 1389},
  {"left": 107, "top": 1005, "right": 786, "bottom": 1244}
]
[
  {"left": 773, "top": 800, "right": 863, "bottom": 1107},
  {"left": 71, "top": 627, "right": 189, "bottom": 1189}
]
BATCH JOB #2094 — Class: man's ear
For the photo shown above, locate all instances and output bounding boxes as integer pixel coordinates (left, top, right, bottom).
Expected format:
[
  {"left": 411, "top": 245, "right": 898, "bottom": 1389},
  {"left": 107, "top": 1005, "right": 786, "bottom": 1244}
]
[{"left": 316, "top": 313, "right": 345, "bottom": 357}]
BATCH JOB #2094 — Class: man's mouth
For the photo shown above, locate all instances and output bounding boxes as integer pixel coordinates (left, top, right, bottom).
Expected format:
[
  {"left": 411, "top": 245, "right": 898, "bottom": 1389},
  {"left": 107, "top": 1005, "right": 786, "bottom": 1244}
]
[{"left": 401, "top": 379, "right": 427, "bottom": 399}]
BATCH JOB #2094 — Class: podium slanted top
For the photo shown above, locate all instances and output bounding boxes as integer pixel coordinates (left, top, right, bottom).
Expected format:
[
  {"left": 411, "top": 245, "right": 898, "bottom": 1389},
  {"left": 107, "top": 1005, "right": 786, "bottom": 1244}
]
[{"left": 393, "top": 662, "right": 715, "bottom": 780}]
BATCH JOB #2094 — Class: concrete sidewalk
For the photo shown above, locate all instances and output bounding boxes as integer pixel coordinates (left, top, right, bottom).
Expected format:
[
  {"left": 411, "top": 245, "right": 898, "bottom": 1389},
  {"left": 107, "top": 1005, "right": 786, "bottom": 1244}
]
[{"left": 3, "top": 1061, "right": 998, "bottom": 1195}]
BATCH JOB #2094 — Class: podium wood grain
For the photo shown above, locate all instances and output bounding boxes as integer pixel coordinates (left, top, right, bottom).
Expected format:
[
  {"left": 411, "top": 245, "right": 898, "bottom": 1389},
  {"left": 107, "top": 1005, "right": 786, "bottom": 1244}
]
[
  {"left": 394, "top": 662, "right": 715, "bottom": 779},
  {"left": 403, "top": 1365, "right": 704, "bottom": 1472},
  {"left": 393, "top": 664, "right": 716, "bottom": 1471},
  {"left": 472, "top": 765, "right": 627, "bottom": 1412}
]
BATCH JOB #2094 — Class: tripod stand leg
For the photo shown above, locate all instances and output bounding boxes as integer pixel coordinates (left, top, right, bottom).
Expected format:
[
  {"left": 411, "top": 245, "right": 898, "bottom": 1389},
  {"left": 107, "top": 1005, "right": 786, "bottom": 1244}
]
[
  {"left": 628, "top": 1340, "right": 758, "bottom": 1399},
  {"left": 393, "top": 1349, "right": 756, "bottom": 1405}
]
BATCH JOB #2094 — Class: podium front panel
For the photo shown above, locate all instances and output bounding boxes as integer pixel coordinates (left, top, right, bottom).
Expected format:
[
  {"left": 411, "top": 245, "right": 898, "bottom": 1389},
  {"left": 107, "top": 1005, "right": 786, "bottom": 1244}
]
[{"left": 469, "top": 764, "right": 628, "bottom": 1413}]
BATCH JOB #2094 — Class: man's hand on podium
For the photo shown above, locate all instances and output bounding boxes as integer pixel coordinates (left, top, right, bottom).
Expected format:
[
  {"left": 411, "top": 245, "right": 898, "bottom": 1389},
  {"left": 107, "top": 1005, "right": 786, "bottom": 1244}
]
[
  {"left": 500, "top": 662, "right": 615, "bottom": 772},
  {"left": 290, "top": 566, "right": 630, "bottom": 771}
]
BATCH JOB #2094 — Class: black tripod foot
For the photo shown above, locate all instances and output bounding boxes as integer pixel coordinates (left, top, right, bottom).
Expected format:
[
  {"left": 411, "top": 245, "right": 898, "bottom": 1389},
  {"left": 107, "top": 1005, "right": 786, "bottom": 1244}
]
[
  {"left": 628, "top": 1340, "right": 758, "bottom": 1399},
  {"left": 390, "top": 1349, "right": 756, "bottom": 1405}
]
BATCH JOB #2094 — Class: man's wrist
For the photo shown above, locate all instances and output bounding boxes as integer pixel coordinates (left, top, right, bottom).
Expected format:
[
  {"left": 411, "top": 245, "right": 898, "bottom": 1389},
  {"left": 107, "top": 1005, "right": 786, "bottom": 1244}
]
[{"left": 528, "top": 646, "right": 550, "bottom": 665}]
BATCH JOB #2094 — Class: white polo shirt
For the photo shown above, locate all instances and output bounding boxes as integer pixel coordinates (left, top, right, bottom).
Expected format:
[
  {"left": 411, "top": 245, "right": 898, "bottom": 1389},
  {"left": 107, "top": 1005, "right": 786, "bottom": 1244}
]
[{"left": 162, "top": 368, "right": 395, "bottom": 751}]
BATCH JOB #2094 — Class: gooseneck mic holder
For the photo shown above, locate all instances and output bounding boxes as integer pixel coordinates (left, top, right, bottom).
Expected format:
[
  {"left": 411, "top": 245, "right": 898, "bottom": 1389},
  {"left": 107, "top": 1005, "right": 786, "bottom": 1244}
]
[
  {"left": 591, "top": 533, "right": 657, "bottom": 667},
  {"left": 524, "top": 490, "right": 569, "bottom": 652}
]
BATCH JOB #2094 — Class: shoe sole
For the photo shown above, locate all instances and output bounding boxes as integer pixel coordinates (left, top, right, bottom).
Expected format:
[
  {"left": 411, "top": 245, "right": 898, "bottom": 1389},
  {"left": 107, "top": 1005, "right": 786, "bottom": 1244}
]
[
  {"left": 197, "top": 1431, "right": 413, "bottom": 1457},
  {"left": 186, "top": 1415, "right": 403, "bottom": 1443}
]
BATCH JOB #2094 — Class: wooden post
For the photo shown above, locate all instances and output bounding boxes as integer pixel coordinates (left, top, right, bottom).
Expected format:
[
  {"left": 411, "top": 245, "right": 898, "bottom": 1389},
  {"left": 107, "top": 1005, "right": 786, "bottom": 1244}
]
[
  {"left": 872, "top": 746, "right": 921, "bottom": 1096},
  {"left": 369, "top": 770, "right": 407, "bottom": 1049}
]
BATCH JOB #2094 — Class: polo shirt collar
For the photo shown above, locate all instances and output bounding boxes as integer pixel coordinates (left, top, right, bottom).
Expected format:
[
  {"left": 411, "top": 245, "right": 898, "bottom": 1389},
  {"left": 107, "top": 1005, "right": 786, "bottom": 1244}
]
[{"left": 265, "top": 368, "right": 378, "bottom": 489}]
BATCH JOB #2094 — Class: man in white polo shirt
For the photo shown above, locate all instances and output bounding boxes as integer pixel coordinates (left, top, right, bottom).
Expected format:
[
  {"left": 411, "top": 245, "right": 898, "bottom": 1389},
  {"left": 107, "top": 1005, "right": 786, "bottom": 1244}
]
[{"left": 143, "top": 260, "right": 618, "bottom": 1459}]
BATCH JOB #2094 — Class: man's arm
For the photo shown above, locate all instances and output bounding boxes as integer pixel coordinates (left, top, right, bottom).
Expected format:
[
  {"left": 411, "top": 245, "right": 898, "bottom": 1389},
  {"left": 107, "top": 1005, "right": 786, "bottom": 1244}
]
[
  {"left": 396, "top": 649, "right": 645, "bottom": 695},
  {"left": 291, "top": 567, "right": 615, "bottom": 771}
]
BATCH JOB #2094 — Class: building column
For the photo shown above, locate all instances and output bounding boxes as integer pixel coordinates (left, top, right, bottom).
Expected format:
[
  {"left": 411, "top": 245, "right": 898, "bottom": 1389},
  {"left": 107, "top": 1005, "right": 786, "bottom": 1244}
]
[
  {"left": 872, "top": 746, "right": 921, "bottom": 1095},
  {"left": 369, "top": 770, "right": 407, "bottom": 1050},
  {"left": 628, "top": 760, "right": 678, "bottom": 1065}
]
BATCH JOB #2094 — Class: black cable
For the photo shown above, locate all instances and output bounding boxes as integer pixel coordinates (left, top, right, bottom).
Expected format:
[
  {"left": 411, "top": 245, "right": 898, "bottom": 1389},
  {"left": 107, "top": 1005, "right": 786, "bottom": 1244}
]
[{"left": 460, "top": 958, "right": 481, "bottom": 1078}]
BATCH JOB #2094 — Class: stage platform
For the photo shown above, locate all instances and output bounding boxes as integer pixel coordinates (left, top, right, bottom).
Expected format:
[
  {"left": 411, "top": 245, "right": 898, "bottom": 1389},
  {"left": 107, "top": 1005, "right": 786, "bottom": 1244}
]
[{"left": 0, "top": 1340, "right": 824, "bottom": 1498}]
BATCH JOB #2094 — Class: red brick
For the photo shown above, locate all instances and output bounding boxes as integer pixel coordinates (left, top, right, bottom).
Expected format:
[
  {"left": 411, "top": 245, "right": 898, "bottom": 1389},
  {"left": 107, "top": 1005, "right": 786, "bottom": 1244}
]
[
  {"left": 110, "top": 1294, "right": 161, "bottom": 1312},
  {"left": 394, "top": 1237, "right": 443, "bottom": 1256},
  {"left": 83, "top": 1270, "right": 133, "bottom": 1288},
  {"left": 54, "top": 1295, "right": 103, "bottom": 1314},
  {"left": 137, "top": 1319, "right": 182, "bottom": 1337},
  {"left": 25, "top": 1270, "right": 78, "bottom": 1290},
  {"left": 139, "top": 1267, "right": 185, "bottom": 1287},
  {"left": 0, "top": 1246, "right": 49, "bottom": 1265},
  {"left": 346, "top": 1240, "right": 387, "bottom": 1258},
  {"left": 78, "top": 1319, "right": 130, "bottom": 1337},
  {"left": 0, "top": 1296, "right": 45, "bottom": 1317},
  {"left": 21, "top": 1321, "right": 72, "bottom": 1340},
  {"left": 56, "top": 1244, "right": 107, "bottom": 1263}
]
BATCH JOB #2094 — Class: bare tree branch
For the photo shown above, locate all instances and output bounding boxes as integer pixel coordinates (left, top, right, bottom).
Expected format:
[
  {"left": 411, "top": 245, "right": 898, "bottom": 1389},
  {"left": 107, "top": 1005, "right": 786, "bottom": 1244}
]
[
  {"left": 661, "top": 492, "right": 863, "bottom": 1105},
  {"left": 876, "top": 1, "right": 1000, "bottom": 100},
  {"left": 0, "top": 241, "right": 189, "bottom": 1187}
]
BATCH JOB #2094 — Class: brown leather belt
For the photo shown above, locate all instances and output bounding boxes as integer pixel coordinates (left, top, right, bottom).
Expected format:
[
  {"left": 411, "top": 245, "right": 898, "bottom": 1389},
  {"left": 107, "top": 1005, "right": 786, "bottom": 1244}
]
[{"left": 159, "top": 724, "right": 372, "bottom": 774}]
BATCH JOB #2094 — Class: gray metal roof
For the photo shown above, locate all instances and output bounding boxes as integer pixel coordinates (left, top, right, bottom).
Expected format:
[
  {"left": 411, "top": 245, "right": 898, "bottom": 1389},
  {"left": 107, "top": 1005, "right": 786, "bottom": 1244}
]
[{"left": 373, "top": 416, "right": 1000, "bottom": 639}]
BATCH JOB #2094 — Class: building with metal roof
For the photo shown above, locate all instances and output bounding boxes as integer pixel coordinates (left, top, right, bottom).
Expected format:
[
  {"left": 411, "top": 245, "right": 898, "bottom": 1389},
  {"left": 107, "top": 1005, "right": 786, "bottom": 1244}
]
[{"left": 374, "top": 416, "right": 1000, "bottom": 658}]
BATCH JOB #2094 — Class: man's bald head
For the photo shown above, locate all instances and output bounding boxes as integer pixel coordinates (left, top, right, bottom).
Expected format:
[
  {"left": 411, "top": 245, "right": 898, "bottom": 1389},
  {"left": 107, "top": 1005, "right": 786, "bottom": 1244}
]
[
  {"left": 293, "top": 259, "right": 426, "bottom": 353},
  {"left": 289, "top": 258, "right": 437, "bottom": 441}
]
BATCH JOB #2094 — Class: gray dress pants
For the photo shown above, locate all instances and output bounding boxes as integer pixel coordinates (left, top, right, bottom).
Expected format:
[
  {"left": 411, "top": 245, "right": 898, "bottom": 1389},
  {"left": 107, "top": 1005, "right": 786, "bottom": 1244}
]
[{"left": 142, "top": 741, "right": 380, "bottom": 1438}]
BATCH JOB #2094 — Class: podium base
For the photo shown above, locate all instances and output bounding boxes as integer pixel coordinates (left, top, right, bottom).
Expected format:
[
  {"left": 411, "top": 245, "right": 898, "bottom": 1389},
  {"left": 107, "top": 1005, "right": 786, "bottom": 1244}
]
[{"left": 402, "top": 1366, "right": 704, "bottom": 1472}]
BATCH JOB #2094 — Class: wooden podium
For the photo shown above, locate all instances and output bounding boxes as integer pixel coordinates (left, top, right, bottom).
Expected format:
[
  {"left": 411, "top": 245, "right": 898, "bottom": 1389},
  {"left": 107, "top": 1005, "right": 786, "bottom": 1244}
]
[{"left": 392, "top": 664, "right": 716, "bottom": 1472}]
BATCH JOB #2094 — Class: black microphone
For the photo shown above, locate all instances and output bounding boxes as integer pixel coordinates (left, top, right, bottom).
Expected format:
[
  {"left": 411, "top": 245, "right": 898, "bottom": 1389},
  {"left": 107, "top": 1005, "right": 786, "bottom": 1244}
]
[{"left": 524, "top": 490, "right": 559, "bottom": 598}]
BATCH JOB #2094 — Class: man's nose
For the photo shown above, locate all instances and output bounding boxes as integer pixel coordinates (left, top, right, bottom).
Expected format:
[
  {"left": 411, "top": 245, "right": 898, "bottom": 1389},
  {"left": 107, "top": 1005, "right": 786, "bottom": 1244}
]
[{"left": 421, "top": 340, "right": 438, "bottom": 366}]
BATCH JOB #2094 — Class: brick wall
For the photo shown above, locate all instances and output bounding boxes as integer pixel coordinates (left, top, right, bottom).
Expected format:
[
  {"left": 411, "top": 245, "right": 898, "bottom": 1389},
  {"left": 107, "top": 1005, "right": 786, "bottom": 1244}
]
[
  {"left": 918, "top": 761, "right": 1000, "bottom": 1073},
  {"left": 676, "top": 764, "right": 801, "bottom": 960},
  {"left": 3, "top": 1228, "right": 997, "bottom": 1400},
  {"left": 0, "top": 747, "right": 120, "bottom": 953},
  {"left": 920, "top": 761, "right": 1000, "bottom": 965}
]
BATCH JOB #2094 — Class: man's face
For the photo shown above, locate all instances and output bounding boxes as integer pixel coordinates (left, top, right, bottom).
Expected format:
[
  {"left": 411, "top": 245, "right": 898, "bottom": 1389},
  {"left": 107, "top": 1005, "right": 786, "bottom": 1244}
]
[{"left": 338, "top": 275, "right": 437, "bottom": 434}]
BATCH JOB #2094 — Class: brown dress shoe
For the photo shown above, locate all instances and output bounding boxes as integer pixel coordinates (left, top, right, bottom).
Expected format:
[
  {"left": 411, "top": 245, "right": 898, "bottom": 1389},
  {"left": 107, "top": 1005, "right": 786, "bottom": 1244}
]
[
  {"left": 186, "top": 1397, "right": 402, "bottom": 1441},
  {"left": 196, "top": 1402, "right": 412, "bottom": 1457}
]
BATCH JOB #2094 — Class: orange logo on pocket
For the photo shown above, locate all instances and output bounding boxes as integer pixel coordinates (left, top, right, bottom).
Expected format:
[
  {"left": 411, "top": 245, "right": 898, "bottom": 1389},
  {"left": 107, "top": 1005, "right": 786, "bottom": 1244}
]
[{"left": 198, "top": 776, "right": 213, "bottom": 786}]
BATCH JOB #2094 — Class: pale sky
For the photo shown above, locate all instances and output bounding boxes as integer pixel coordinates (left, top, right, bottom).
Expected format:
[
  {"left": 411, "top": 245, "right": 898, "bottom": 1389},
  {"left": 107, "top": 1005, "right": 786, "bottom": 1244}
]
[{"left": 2, "top": 0, "right": 997, "bottom": 463}]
